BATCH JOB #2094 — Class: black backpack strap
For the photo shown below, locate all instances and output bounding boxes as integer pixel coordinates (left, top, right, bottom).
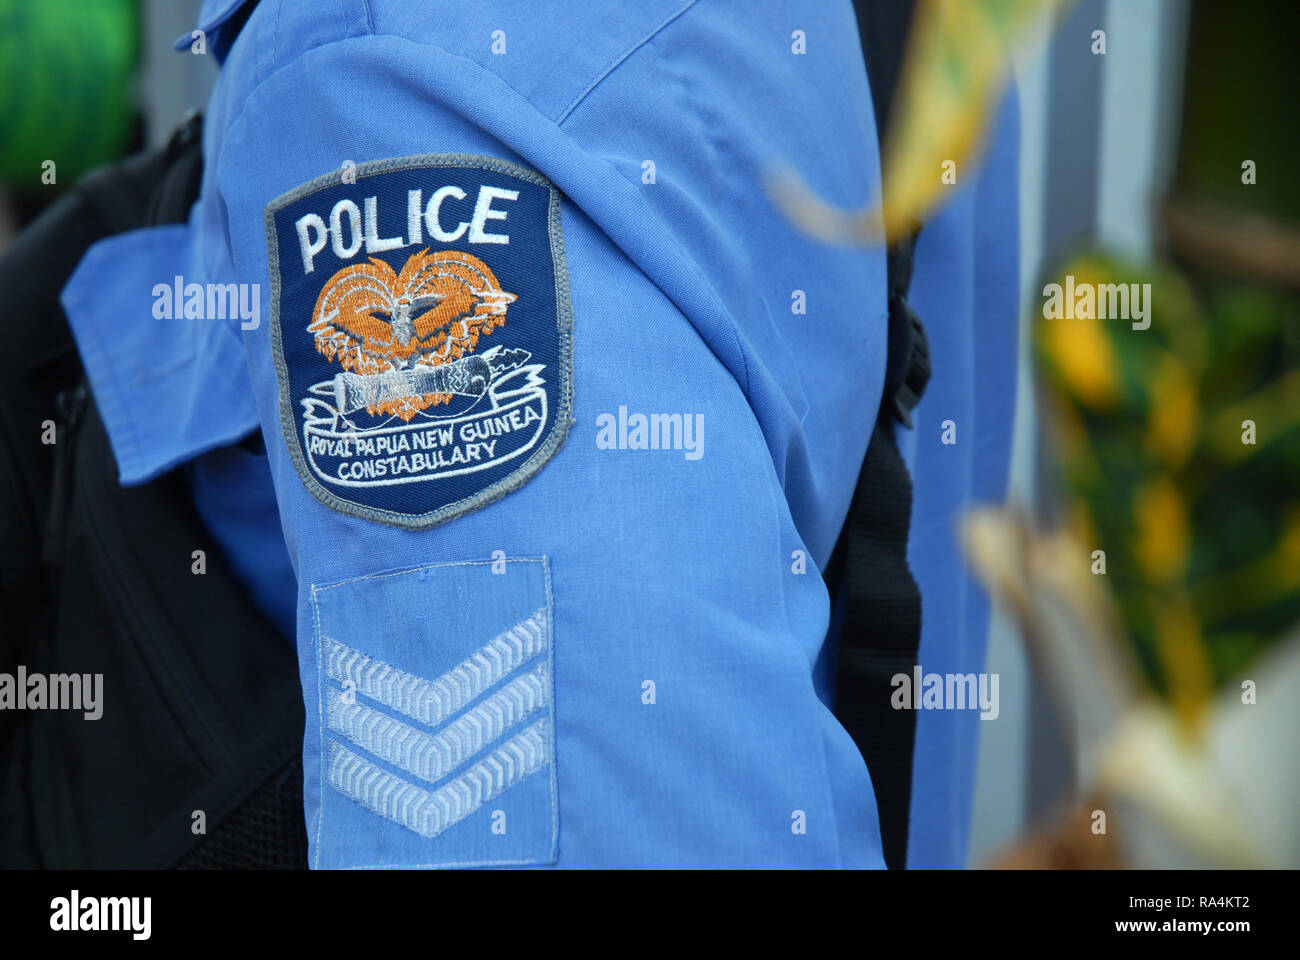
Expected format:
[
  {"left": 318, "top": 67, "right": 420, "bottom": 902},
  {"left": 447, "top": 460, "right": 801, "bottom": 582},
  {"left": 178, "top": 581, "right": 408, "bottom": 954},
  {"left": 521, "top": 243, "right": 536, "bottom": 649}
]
[
  {"left": 147, "top": 109, "right": 206, "bottom": 225},
  {"left": 855, "top": 0, "right": 915, "bottom": 141},
  {"left": 829, "top": 287, "right": 931, "bottom": 872},
  {"left": 826, "top": 0, "right": 930, "bottom": 871}
]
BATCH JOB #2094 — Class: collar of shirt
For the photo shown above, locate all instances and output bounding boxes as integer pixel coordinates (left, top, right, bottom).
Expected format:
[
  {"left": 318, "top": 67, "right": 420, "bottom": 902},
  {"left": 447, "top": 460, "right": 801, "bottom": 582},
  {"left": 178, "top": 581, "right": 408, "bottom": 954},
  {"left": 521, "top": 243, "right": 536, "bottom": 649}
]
[{"left": 171, "top": 0, "right": 256, "bottom": 64}]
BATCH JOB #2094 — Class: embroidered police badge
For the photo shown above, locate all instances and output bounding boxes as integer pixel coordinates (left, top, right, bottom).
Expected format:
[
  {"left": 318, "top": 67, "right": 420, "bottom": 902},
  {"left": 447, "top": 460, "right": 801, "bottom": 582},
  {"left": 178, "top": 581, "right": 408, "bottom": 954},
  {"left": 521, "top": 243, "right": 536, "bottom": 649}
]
[{"left": 265, "top": 155, "right": 573, "bottom": 528}]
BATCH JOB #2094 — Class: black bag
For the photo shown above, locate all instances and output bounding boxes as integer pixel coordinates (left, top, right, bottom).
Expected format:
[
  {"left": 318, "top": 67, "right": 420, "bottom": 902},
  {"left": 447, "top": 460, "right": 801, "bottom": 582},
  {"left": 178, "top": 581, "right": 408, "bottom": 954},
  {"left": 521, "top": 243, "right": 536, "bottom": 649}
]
[
  {"left": 825, "top": 0, "right": 932, "bottom": 871},
  {"left": 0, "top": 113, "right": 307, "bottom": 869}
]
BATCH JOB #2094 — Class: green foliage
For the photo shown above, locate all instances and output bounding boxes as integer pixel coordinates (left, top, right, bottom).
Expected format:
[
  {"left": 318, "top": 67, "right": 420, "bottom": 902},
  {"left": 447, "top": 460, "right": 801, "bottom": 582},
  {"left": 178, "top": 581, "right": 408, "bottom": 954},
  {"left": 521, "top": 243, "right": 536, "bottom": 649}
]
[
  {"left": 1035, "top": 254, "right": 1300, "bottom": 703},
  {"left": 0, "top": 0, "right": 138, "bottom": 185}
]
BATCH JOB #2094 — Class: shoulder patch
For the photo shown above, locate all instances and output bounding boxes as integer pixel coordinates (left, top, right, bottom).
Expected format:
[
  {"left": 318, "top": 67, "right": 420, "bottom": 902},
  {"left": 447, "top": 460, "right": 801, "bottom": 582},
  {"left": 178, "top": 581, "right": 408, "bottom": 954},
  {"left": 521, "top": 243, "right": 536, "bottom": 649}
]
[{"left": 266, "top": 155, "right": 573, "bottom": 529}]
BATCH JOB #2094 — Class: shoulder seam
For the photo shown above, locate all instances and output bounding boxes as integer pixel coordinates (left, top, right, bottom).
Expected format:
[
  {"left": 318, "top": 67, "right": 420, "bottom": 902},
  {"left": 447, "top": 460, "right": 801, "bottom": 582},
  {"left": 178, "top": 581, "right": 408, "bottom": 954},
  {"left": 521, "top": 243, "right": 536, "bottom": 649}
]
[{"left": 555, "top": 0, "right": 697, "bottom": 126}]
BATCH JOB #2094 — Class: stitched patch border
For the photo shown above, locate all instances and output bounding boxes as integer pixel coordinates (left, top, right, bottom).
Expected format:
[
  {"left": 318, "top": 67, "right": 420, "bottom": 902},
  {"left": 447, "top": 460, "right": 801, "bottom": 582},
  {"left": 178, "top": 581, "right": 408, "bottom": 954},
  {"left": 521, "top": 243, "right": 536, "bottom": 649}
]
[{"left": 265, "top": 154, "right": 574, "bottom": 529}]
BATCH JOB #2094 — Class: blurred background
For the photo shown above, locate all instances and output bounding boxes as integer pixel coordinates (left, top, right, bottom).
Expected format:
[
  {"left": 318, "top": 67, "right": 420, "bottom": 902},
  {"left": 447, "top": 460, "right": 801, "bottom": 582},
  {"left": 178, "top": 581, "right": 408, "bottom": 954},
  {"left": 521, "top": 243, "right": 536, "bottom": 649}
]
[
  {"left": 0, "top": 0, "right": 215, "bottom": 248},
  {"left": 965, "top": 0, "right": 1300, "bottom": 867},
  {"left": 2, "top": 0, "right": 1295, "bottom": 868}
]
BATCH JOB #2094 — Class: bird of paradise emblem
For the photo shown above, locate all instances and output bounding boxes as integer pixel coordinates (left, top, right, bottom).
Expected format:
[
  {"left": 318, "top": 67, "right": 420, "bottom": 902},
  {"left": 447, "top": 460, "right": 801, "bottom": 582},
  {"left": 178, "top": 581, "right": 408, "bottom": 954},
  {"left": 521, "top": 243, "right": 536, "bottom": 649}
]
[{"left": 308, "top": 249, "right": 518, "bottom": 421}]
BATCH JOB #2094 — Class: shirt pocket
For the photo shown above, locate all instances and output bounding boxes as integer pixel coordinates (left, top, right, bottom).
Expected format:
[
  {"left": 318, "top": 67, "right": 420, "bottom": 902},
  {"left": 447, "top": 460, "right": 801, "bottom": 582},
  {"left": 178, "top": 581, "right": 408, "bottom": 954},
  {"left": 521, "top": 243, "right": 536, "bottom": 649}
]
[{"left": 309, "top": 556, "right": 557, "bottom": 868}]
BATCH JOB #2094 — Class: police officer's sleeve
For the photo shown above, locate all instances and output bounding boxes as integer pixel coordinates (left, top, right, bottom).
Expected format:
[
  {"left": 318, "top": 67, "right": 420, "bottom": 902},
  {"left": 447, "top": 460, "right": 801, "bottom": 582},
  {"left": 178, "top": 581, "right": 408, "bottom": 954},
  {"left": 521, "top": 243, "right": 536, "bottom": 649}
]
[{"left": 210, "top": 1, "right": 886, "bottom": 868}]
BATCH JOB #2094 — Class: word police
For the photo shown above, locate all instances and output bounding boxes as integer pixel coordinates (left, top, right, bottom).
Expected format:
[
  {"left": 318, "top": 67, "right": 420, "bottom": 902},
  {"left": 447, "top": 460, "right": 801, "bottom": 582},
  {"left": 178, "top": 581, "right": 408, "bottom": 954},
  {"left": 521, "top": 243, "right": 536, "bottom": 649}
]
[{"left": 296, "top": 184, "right": 519, "bottom": 273}]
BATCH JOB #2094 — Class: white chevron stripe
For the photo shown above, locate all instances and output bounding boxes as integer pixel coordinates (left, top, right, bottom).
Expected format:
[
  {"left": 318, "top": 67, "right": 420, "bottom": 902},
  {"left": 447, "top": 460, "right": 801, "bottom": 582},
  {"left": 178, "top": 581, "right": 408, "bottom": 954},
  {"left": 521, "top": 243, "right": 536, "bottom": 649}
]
[
  {"left": 321, "top": 608, "right": 546, "bottom": 727},
  {"left": 326, "top": 719, "right": 550, "bottom": 839},
  {"left": 326, "top": 663, "right": 549, "bottom": 785}
]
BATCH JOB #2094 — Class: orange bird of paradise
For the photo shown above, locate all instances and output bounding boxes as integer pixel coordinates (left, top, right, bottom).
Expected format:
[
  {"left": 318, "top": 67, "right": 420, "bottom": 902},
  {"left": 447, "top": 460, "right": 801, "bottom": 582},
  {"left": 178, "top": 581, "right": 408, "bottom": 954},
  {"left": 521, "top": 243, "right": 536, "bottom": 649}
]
[{"left": 308, "top": 248, "right": 517, "bottom": 420}]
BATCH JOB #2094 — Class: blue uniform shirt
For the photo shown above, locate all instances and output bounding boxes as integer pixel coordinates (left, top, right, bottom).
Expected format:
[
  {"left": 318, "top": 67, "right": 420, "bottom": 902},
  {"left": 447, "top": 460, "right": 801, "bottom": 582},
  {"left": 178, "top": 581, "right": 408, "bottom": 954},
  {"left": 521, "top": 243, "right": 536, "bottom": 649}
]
[{"left": 61, "top": 0, "right": 1018, "bottom": 868}]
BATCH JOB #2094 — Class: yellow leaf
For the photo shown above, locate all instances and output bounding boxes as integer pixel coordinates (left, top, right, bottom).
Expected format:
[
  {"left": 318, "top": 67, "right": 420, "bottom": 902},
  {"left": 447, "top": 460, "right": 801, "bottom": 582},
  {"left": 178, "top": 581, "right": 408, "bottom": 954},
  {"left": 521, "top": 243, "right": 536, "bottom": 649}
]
[
  {"left": 766, "top": 0, "right": 1072, "bottom": 245},
  {"left": 1144, "top": 354, "right": 1198, "bottom": 469},
  {"left": 1133, "top": 475, "right": 1189, "bottom": 586},
  {"left": 1041, "top": 309, "right": 1120, "bottom": 409},
  {"left": 881, "top": 0, "right": 1070, "bottom": 237},
  {"left": 1150, "top": 593, "right": 1215, "bottom": 735},
  {"left": 1275, "top": 505, "right": 1300, "bottom": 590}
]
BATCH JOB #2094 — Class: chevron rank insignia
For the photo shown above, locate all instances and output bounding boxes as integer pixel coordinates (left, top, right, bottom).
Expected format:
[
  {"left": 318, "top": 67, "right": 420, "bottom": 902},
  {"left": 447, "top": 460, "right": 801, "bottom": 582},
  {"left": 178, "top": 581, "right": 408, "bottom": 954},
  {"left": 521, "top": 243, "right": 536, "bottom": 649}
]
[
  {"left": 311, "top": 557, "right": 558, "bottom": 868},
  {"left": 265, "top": 155, "right": 574, "bottom": 529}
]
